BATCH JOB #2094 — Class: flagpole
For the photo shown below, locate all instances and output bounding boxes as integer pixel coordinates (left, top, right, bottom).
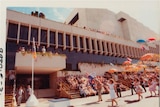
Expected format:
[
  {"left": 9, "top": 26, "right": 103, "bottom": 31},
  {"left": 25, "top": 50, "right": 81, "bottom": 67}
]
[
  {"left": 31, "top": 51, "right": 34, "bottom": 94},
  {"left": 26, "top": 37, "right": 39, "bottom": 107}
]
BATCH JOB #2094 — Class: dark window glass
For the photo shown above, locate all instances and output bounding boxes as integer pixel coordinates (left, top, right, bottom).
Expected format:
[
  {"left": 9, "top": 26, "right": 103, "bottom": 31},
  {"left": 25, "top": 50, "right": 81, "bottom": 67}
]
[
  {"left": 16, "top": 74, "right": 49, "bottom": 89},
  {"left": 8, "top": 23, "right": 18, "bottom": 38},
  {"left": 41, "top": 29, "right": 47, "bottom": 44},
  {"left": 50, "top": 31, "right": 55, "bottom": 45},
  {"left": 58, "top": 33, "right": 63, "bottom": 46},
  {"left": 97, "top": 40, "right": 100, "bottom": 51},
  {"left": 73, "top": 35, "right": 77, "bottom": 47},
  {"left": 106, "top": 42, "right": 109, "bottom": 52},
  {"left": 19, "top": 25, "right": 29, "bottom": 40},
  {"left": 66, "top": 34, "right": 70, "bottom": 47},
  {"left": 111, "top": 43, "right": 114, "bottom": 53},
  {"left": 86, "top": 38, "right": 89, "bottom": 49},
  {"left": 92, "top": 39, "right": 95, "bottom": 50},
  {"left": 102, "top": 41, "right": 105, "bottom": 51},
  {"left": 79, "top": 37, "right": 83, "bottom": 48},
  {"left": 30, "top": 27, "right": 38, "bottom": 42}
]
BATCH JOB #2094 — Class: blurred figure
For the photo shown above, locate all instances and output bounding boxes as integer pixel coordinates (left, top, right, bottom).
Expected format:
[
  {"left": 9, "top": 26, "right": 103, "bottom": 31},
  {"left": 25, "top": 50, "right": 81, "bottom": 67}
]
[
  {"left": 26, "top": 85, "right": 32, "bottom": 100},
  {"left": 95, "top": 78, "right": 103, "bottom": 102},
  {"left": 107, "top": 79, "right": 118, "bottom": 106},
  {"left": 116, "top": 83, "right": 121, "bottom": 97},
  {"left": 17, "top": 86, "right": 24, "bottom": 106},
  {"left": 134, "top": 78, "right": 143, "bottom": 100}
]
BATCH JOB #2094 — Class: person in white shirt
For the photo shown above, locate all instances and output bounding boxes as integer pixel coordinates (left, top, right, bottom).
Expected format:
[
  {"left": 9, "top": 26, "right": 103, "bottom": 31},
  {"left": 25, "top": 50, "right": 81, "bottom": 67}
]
[{"left": 17, "top": 86, "right": 24, "bottom": 106}]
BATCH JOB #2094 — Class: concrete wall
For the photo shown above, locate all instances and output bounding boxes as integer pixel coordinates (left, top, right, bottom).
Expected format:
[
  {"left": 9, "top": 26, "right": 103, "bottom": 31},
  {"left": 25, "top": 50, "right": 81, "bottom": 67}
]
[{"left": 65, "top": 8, "right": 159, "bottom": 42}]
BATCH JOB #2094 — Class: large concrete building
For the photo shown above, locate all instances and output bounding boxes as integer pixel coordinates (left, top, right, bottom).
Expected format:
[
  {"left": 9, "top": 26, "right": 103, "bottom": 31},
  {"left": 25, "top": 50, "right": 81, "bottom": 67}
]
[
  {"left": 65, "top": 8, "right": 159, "bottom": 41},
  {"left": 6, "top": 8, "right": 159, "bottom": 98}
]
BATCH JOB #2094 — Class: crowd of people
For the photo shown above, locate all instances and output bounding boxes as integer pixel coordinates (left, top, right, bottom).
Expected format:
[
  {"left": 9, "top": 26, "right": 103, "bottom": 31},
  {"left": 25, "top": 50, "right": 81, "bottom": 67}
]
[{"left": 61, "top": 71, "right": 159, "bottom": 106}]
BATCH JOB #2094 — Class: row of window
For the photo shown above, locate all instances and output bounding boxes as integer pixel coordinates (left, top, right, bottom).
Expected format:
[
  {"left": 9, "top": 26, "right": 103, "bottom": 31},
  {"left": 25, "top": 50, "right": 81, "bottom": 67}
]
[{"left": 7, "top": 22, "right": 159, "bottom": 59}]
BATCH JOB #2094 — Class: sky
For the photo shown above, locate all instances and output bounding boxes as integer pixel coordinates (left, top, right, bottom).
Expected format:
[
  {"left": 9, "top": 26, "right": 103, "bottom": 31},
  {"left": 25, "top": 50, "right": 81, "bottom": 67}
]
[{"left": 6, "top": 0, "right": 160, "bottom": 35}]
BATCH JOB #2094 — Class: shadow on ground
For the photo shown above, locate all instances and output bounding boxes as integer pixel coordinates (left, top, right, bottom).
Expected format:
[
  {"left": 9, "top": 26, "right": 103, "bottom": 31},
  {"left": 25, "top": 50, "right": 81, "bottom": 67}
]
[
  {"left": 84, "top": 101, "right": 100, "bottom": 105},
  {"left": 124, "top": 99, "right": 140, "bottom": 104}
]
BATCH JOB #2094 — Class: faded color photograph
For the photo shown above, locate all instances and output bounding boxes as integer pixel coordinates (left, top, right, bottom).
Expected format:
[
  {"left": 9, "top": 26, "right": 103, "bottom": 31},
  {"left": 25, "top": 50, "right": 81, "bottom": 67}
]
[{"left": 4, "top": 1, "right": 160, "bottom": 107}]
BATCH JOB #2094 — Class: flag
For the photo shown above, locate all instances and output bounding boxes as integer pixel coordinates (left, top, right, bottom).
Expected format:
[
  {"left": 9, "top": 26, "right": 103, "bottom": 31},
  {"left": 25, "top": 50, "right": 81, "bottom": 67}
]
[
  {"left": 127, "top": 57, "right": 132, "bottom": 62},
  {"left": 32, "top": 37, "right": 37, "bottom": 60},
  {"left": 110, "top": 63, "right": 114, "bottom": 66}
]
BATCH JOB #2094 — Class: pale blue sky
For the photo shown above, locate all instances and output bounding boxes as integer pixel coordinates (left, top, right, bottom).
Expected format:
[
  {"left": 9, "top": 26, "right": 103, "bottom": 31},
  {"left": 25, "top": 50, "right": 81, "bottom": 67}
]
[{"left": 7, "top": 7, "right": 73, "bottom": 23}]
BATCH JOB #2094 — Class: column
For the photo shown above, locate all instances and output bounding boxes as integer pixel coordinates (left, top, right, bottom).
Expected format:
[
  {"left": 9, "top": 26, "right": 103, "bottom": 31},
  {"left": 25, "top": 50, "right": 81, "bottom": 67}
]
[
  {"left": 28, "top": 24, "right": 31, "bottom": 45},
  {"left": 83, "top": 36, "right": 87, "bottom": 52},
  {"left": 103, "top": 41, "right": 108, "bottom": 55},
  {"left": 116, "top": 44, "right": 121, "bottom": 57},
  {"left": 119, "top": 44, "right": 124, "bottom": 57},
  {"left": 94, "top": 39, "right": 98, "bottom": 54},
  {"left": 112, "top": 43, "right": 116, "bottom": 56},
  {"left": 70, "top": 34, "right": 73, "bottom": 51},
  {"left": 77, "top": 35, "right": 80, "bottom": 52},
  {"left": 38, "top": 26, "right": 41, "bottom": 46},
  {"left": 123, "top": 45, "right": 127, "bottom": 57},
  {"left": 108, "top": 42, "right": 113, "bottom": 56},
  {"left": 63, "top": 32, "right": 66, "bottom": 50},
  {"left": 89, "top": 37, "right": 93, "bottom": 53},
  {"left": 17, "top": 22, "right": 20, "bottom": 44},
  {"left": 47, "top": 29, "right": 50, "bottom": 47},
  {"left": 99, "top": 40, "right": 103, "bottom": 54},
  {"left": 55, "top": 30, "right": 58, "bottom": 49}
]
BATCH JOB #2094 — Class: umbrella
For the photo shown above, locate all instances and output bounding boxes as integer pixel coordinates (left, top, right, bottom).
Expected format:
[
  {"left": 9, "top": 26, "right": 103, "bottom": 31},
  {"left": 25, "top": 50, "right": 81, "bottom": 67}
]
[
  {"left": 140, "top": 53, "right": 154, "bottom": 61},
  {"left": 123, "top": 61, "right": 131, "bottom": 65},
  {"left": 137, "top": 39, "right": 146, "bottom": 43},
  {"left": 148, "top": 37, "right": 156, "bottom": 41},
  {"left": 124, "top": 65, "right": 138, "bottom": 72},
  {"left": 108, "top": 68, "right": 117, "bottom": 73},
  {"left": 140, "top": 53, "right": 160, "bottom": 61},
  {"left": 124, "top": 64, "right": 146, "bottom": 72}
]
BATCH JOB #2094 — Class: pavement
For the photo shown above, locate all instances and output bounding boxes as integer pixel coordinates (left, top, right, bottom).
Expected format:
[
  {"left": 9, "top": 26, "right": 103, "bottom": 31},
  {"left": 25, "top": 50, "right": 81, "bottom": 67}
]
[{"left": 20, "top": 88, "right": 159, "bottom": 107}]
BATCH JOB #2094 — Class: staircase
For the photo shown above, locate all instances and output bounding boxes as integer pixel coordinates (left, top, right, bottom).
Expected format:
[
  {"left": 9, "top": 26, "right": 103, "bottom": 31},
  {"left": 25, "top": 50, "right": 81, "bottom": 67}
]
[{"left": 58, "top": 78, "right": 81, "bottom": 99}]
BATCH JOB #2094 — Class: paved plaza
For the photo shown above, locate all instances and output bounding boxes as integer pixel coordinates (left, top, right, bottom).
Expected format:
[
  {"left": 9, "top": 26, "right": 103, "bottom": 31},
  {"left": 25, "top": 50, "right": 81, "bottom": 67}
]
[{"left": 20, "top": 88, "right": 159, "bottom": 107}]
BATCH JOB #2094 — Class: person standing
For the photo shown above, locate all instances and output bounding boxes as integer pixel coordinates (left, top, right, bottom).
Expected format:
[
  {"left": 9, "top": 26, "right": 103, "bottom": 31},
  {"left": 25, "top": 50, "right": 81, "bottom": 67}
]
[
  {"left": 107, "top": 79, "right": 118, "bottom": 106},
  {"left": 95, "top": 78, "right": 103, "bottom": 102},
  {"left": 17, "top": 86, "right": 24, "bottom": 106},
  {"left": 26, "top": 85, "right": 32, "bottom": 100},
  {"left": 130, "top": 79, "right": 136, "bottom": 95},
  {"left": 140, "top": 77, "right": 146, "bottom": 92},
  {"left": 116, "top": 83, "right": 122, "bottom": 97},
  {"left": 134, "top": 78, "right": 143, "bottom": 100}
]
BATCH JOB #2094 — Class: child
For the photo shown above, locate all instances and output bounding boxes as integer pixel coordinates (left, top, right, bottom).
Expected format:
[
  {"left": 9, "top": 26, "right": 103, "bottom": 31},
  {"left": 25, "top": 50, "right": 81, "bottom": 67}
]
[{"left": 107, "top": 79, "right": 118, "bottom": 106}]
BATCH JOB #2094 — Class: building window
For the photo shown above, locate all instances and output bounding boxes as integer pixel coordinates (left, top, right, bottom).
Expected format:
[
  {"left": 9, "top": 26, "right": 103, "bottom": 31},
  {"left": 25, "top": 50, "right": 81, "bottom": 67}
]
[
  {"left": 41, "top": 29, "right": 47, "bottom": 45},
  {"left": 68, "top": 13, "right": 79, "bottom": 25},
  {"left": 19, "top": 25, "right": 29, "bottom": 41},
  {"left": 50, "top": 31, "right": 55, "bottom": 46},
  {"left": 58, "top": 32, "right": 63, "bottom": 47},
  {"left": 73, "top": 35, "right": 77, "bottom": 48},
  {"left": 30, "top": 27, "right": 38, "bottom": 42},
  {"left": 92, "top": 39, "right": 95, "bottom": 51},
  {"left": 97, "top": 40, "right": 100, "bottom": 52},
  {"left": 79, "top": 36, "right": 83, "bottom": 49},
  {"left": 8, "top": 23, "right": 18, "bottom": 39},
  {"left": 66, "top": 34, "right": 70, "bottom": 48},
  {"left": 86, "top": 38, "right": 90, "bottom": 50}
]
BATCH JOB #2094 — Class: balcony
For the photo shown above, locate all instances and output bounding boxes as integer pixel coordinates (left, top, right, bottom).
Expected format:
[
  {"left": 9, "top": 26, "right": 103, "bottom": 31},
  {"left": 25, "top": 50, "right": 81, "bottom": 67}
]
[{"left": 15, "top": 52, "right": 66, "bottom": 74}]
